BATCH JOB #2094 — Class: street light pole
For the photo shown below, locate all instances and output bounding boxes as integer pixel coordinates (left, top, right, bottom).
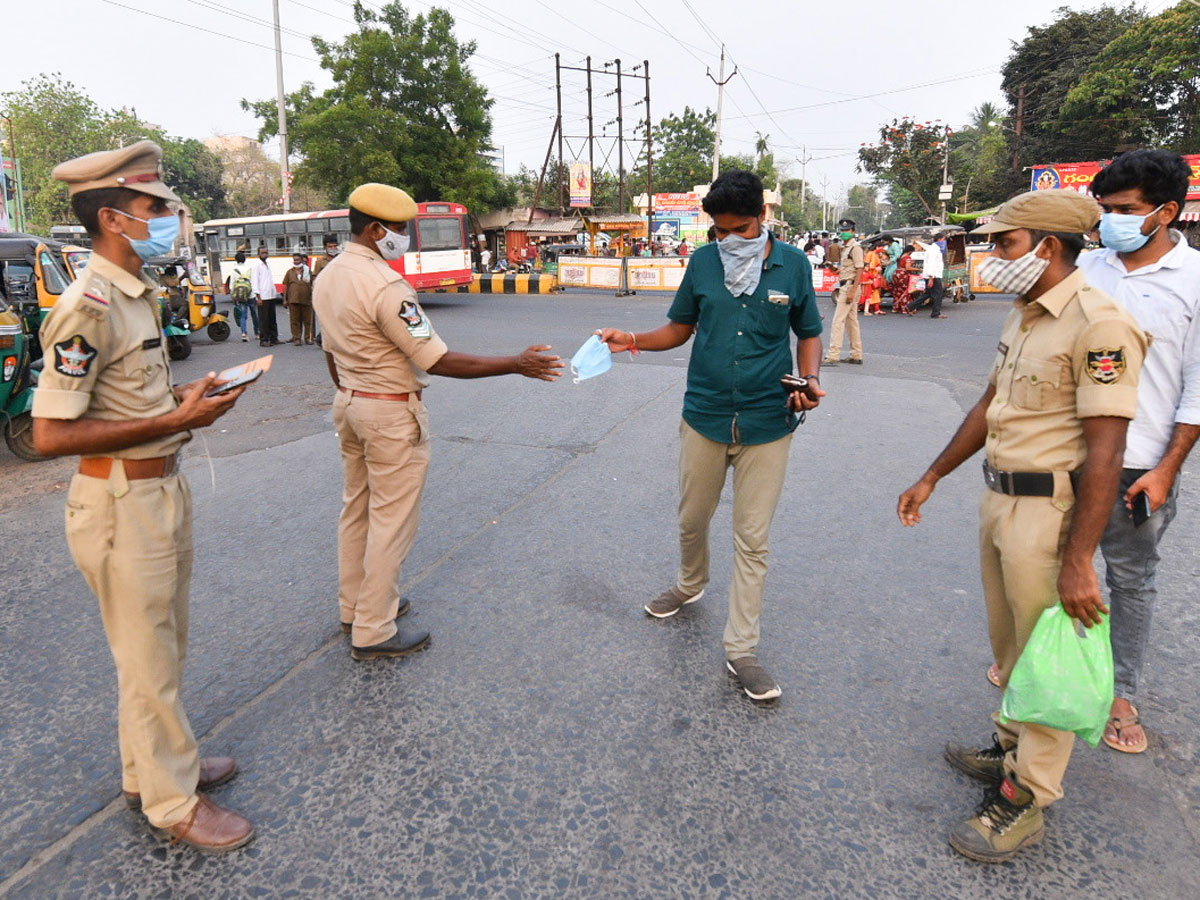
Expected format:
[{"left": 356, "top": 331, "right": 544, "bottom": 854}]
[
  {"left": 272, "top": 0, "right": 291, "bottom": 213},
  {"left": 706, "top": 46, "right": 737, "bottom": 183}
]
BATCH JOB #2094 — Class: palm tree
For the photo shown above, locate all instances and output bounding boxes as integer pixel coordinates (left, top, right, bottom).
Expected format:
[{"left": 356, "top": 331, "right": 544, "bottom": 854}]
[
  {"left": 970, "top": 102, "right": 1001, "bottom": 132},
  {"left": 754, "top": 131, "right": 771, "bottom": 166}
]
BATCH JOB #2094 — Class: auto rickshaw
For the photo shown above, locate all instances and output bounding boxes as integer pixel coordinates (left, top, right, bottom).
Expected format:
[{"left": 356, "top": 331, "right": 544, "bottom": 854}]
[
  {"left": 0, "top": 289, "right": 48, "bottom": 461},
  {"left": 147, "top": 256, "right": 231, "bottom": 344},
  {"left": 865, "top": 225, "right": 975, "bottom": 304},
  {"left": 0, "top": 233, "right": 73, "bottom": 356}
]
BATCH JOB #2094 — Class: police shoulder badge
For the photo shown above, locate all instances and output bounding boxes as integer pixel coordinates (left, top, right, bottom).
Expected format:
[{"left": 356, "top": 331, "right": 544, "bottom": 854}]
[
  {"left": 1086, "top": 347, "right": 1126, "bottom": 385},
  {"left": 398, "top": 299, "right": 432, "bottom": 338},
  {"left": 54, "top": 334, "right": 98, "bottom": 378}
]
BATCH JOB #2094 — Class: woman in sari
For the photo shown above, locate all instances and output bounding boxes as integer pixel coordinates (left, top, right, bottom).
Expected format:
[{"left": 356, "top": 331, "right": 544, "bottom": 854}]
[{"left": 890, "top": 245, "right": 916, "bottom": 315}]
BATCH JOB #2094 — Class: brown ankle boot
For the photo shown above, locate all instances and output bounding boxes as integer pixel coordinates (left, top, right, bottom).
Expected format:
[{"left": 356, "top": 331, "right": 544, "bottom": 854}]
[{"left": 156, "top": 794, "right": 255, "bottom": 853}]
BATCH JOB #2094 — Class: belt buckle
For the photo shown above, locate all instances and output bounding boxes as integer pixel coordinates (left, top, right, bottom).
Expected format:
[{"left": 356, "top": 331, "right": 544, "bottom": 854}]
[
  {"left": 1002, "top": 471, "right": 1015, "bottom": 495},
  {"left": 983, "top": 464, "right": 997, "bottom": 490}
]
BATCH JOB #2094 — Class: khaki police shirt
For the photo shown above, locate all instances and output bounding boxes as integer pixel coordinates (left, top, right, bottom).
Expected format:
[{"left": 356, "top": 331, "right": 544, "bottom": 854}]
[
  {"left": 839, "top": 239, "right": 864, "bottom": 280},
  {"left": 32, "top": 252, "right": 188, "bottom": 459},
  {"left": 985, "top": 267, "right": 1147, "bottom": 478},
  {"left": 311, "top": 242, "right": 448, "bottom": 393}
]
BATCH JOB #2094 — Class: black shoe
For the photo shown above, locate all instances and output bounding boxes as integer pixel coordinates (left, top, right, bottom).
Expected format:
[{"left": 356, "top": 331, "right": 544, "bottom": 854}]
[
  {"left": 351, "top": 628, "right": 431, "bottom": 661},
  {"left": 847, "top": 358, "right": 864, "bottom": 365},
  {"left": 341, "top": 598, "right": 411, "bottom": 634}
]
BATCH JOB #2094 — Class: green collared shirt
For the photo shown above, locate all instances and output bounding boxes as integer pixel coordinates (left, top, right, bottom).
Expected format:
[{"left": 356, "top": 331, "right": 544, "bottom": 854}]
[{"left": 668, "top": 238, "right": 822, "bottom": 445}]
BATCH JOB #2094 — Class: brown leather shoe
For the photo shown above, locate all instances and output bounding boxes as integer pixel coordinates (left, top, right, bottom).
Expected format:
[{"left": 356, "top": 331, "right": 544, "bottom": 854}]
[
  {"left": 155, "top": 794, "right": 255, "bottom": 853},
  {"left": 124, "top": 757, "right": 238, "bottom": 808}
]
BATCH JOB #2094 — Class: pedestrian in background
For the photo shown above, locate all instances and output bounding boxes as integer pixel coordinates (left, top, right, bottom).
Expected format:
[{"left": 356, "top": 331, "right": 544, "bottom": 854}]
[
  {"left": 312, "top": 183, "right": 564, "bottom": 661},
  {"left": 283, "top": 252, "right": 315, "bottom": 345},
  {"left": 34, "top": 141, "right": 254, "bottom": 852},
  {"left": 312, "top": 234, "right": 340, "bottom": 280},
  {"left": 899, "top": 190, "right": 1147, "bottom": 862},
  {"left": 225, "top": 249, "right": 258, "bottom": 342},
  {"left": 1079, "top": 149, "right": 1200, "bottom": 754},
  {"left": 598, "top": 170, "right": 826, "bottom": 702},
  {"left": 823, "top": 219, "right": 864, "bottom": 364},
  {"left": 252, "top": 245, "right": 282, "bottom": 346}
]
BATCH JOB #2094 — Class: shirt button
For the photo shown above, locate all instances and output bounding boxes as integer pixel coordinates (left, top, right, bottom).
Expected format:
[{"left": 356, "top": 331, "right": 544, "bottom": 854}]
[
  {"left": 989, "top": 432, "right": 997, "bottom": 439},
  {"left": 742, "top": 303, "right": 747, "bottom": 308},
  {"left": 737, "top": 331, "right": 743, "bottom": 336},
  {"left": 1007, "top": 363, "right": 1013, "bottom": 368},
  {"left": 1030, "top": 375, "right": 1038, "bottom": 382},
  {"left": 734, "top": 360, "right": 739, "bottom": 366},
  {"left": 1021, "top": 326, "right": 1029, "bottom": 332}
]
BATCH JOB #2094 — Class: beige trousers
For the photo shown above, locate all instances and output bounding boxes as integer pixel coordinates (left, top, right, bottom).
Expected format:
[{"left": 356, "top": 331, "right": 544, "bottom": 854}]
[
  {"left": 65, "top": 469, "right": 200, "bottom": 828},
  {"left": 979, "top": 489, "right": 1077, "bottom": 807},
  {"left": 826, "top": 281, "right": 862, "bottom": 361},
  {"left": 333, "top": 390, "right": 431, "bottom": 647},
  {"left": 676, "top": 420, "right": 793, "bottom": 659}
]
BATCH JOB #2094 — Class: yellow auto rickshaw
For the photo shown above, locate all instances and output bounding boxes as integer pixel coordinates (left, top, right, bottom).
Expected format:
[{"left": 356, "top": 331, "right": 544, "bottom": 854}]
[{"left": 146, "top": 256, "right": 231, "bottom": 342}]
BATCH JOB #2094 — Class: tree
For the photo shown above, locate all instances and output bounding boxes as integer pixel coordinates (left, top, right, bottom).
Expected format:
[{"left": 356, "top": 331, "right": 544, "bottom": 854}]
[
  {"left": 245, "top": 1, "right": 507, "bottom": 212},
  {"left": 857, "top": 119, "right": 948, "bottom": 220},
  {"left": 1001, "top": 4, "right": 1146, "bottom": 167},
  {"left": 1062, "top": 1, "right": 1200, "bottom": 153},
  {"left": 631, "top": 106, "right": 716, "bottom": 193},
  {"left": 949, "top": 102, "right": 1021, "bottom": 210},
  {"left": 1, "top": 74, "right": 229, "bottom": 232}
]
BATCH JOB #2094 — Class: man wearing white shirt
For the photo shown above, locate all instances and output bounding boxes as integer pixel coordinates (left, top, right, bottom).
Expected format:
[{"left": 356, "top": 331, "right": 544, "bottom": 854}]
[
  {"left": 1080, "top": 150, "right": 1200, "bottom": 754},
  {"left": 913, "top": 237, "right": 947, "bottom": 318},
  {"left": 252, "top": 245, "right": 282, "bottom": 347}
]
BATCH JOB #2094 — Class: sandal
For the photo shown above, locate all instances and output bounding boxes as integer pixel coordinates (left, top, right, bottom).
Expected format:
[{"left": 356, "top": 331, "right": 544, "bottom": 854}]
[
  {"left": 1103, "top": 706, "right": 1148, "bottom": 754},
  {"left": 987, "top": 663, "right": 1001, "bottom": 688}
]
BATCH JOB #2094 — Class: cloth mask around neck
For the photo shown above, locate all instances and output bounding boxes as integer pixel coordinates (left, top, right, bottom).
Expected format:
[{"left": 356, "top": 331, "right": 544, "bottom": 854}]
[
  {"left": 570, "top": 334, "right": 613, "bottom": 383},
  {"left": 377, "top": 226, "right": 410, "bottom": 261},
  {"left": 977, "top": 240, "right": 1050, "bottom": 296},
  {"left": 716, "top": 226, "right": 770, "bottom": 297}
]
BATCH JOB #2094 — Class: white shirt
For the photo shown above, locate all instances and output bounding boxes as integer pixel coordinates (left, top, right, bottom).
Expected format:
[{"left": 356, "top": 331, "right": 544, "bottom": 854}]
[
  {"left": 252, "top": 258, "right": 280, "bottom": 299},
  {"left": 1078, "top": 230, "right": 1200, "bottom": 469},
  {"left": 920, "top": 242, "right": 944, "bottom": 279}
]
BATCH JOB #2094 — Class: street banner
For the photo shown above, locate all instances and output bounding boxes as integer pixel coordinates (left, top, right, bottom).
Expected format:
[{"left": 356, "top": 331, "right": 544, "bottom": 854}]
[
  {"left": 569, "top": 163, "right": 592, "bottom": 208},
  {"left": 650, "top": 218, "right": 680, "bottom": 240},
  {"left": 653, "top": 192, "right": 702, "bottom": 213},
  {"left": 558, "top": 256, "right": 622, "bottom": 289},
  {"left": 1031, "top": 155, "right": 1200, "bottom": 199}
]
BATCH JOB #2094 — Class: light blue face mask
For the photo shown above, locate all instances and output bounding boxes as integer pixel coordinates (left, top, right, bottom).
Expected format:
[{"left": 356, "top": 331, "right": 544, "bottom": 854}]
[
  {"left": 1099, "top": 204, "right": 1163, "bottom": 253},
  {"left": 717, "top": 226, "right": 770, "bottom": 296},
  {"left": 110, "top": 208, "right": 180, "bottom": 260},
  {"left": 570, "top": 334, "right": 613, "bottom": 383}
]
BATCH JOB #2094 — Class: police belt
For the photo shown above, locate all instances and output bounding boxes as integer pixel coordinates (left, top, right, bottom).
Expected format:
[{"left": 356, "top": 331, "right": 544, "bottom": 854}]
[
  {"left": 982, "top": 461, "right": 1059, "bottom": 497},
  {"left": 338, "top": 386, "right": 421, "bottom": 402},
  {"left": 79, "top": 454, "right": 179, "bottom": 480}
]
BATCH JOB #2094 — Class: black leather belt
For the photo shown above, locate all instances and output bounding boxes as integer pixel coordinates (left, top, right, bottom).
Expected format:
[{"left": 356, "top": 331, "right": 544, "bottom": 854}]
[{"left": 982, "top": 461, "right": 1056, "bottom": 497}]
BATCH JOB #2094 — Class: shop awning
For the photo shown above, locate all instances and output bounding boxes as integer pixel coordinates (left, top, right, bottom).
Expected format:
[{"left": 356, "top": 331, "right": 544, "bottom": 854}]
[
  {"left": 507, "top": 218, "right": 583, "bottom": 236},
  {"left": 1180, "top": 200, "right": 1200, "bottom": 223}
]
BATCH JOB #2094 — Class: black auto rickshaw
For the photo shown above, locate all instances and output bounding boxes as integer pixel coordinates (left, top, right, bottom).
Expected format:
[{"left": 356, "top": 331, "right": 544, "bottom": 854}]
[
  {"left": 864, "top": 225, "right": 975, "bottom": 304},
  {"left": 0, "top": 232, "right": 73, "bottom": 357}
]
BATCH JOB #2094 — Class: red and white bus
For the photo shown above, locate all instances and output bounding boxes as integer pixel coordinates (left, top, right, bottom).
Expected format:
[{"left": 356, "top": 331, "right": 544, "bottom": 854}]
[{"left": 201, "top": 202, "right": 475, "bottom": 292}]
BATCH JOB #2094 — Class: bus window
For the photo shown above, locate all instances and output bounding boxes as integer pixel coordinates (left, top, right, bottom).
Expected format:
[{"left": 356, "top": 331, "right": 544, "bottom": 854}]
[
  {"left": 286, "top": 220, "right": 307, "bottom": 234},
  {"left": 244, "top": 223, "right": 264, "bottom": 236},
  {"left": 263, "top": 222, "right": 284, "bottom": 236},
  {"left": 416, "top": 217, "right": 464, "bottom": 251},
  {"left": 331, "top": 217, "right": 351, "bottom": 234}
]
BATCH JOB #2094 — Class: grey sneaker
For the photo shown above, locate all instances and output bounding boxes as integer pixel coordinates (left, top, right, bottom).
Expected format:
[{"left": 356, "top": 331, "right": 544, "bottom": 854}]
[
  {"left": 644, "top": 586, "right": 704, "bottom": 618},
  {"left": 944, "top": 733, "right": 1008, "bottom": 783},
  {"left": 726, "top": 656, "right": 782, "bottom": 700}
]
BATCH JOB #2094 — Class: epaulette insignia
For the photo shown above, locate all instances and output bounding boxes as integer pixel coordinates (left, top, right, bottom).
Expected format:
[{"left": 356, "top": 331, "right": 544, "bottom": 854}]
[{"left": 79, "top": 282, "right": 112, "bottom": 321}]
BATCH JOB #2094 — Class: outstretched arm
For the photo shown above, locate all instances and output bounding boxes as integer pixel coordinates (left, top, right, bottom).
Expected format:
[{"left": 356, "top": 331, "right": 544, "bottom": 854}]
[
  {"left": 428, "top": 346, "right": 565, "bottom": 381},
  {"left": 595, "top": 321, "right": 695, "bottom": 353}
]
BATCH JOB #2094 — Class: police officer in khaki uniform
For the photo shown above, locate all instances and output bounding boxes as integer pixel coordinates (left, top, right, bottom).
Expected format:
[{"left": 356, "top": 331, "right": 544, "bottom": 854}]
[
  {"left": 33, "top": 141, "right": 255, "bottom": 852},
  {"left": 823, "top": 218, "right": 865, "bottom": 365},
  {"left": 312, "top": 184, "right": 564, "bottom": 660},
  {"left": 897, "top": 190, "right": 1148, "bottom": 862}
]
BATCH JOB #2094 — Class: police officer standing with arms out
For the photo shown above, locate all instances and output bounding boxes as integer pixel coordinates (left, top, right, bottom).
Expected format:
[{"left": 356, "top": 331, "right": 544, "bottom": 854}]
[
  {"left": 313, "top": 184, "right": 564, "bottom": 660},
  {"left": 823, "top": 218, "right": 865, "bottom": 366},
  {"left": 897, "top": 190, "right": 1147, "bottom": 862},
  {"left": 33, "top": 141, "right": 255, "bottom": 852}
]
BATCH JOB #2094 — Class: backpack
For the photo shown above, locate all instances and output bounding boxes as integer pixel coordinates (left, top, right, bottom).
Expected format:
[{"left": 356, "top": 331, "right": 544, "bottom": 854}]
[{"left": 231, "top": 266, "right": 252, "bottom": 302}]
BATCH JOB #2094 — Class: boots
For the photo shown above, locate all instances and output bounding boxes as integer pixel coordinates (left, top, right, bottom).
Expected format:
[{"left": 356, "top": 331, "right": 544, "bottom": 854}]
[{"left": 949, "top": 776, "right": 1044, "bottom": 862}]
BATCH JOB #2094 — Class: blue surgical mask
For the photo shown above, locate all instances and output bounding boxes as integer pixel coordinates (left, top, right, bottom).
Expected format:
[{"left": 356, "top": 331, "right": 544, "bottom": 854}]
[
  {"left": 1099, "top": 204, "right": 1163, "bottom": 253},
  {"left": 110, "top": 208, "right": 180, "bottom": 260},
  {"left": 717, "top": 227, "right": 770, "bottom": 297},
  {"left": 570, "top": 334, "right": 612, "bottom": 383}
]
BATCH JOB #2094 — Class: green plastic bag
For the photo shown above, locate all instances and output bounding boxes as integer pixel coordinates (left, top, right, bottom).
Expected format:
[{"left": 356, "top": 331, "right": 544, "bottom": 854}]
[{"left": 999, "top": 604, "right": 1114, "bottom": 747}]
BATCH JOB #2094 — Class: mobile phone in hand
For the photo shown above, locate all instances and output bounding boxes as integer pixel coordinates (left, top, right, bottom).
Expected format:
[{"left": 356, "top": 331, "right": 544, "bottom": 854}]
[
  {"left": 780, "top": 373, "right": 820, "bottom": 403},
  {"left": 1131, "top": 491, "right": 1152, "bottom": 528}
]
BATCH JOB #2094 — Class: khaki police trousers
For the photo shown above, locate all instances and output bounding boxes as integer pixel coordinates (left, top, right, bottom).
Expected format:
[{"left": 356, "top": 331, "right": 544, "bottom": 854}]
[
  {"left": 826, "top": 280, "right": 862, "bottom": 361},
  {"left": 676, "top": 420, "right": 793, "bottom": 659},
  {"left": 288, "top": 303, "right": 315, "bottom": 343},
  {"left": 65, "top": 469, "right": 200, "bottom": 828},
  {"left": 333, "top": 390, "right": 431, "bottom": 647},
  {"left": 979, "top": 488, "right": 1077, "bottom": 807}
]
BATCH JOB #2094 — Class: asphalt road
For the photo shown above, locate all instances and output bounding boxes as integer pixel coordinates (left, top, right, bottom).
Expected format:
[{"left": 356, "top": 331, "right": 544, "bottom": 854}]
[{"left": 1, "top": 288, "right": 1198, "bottom": 899}]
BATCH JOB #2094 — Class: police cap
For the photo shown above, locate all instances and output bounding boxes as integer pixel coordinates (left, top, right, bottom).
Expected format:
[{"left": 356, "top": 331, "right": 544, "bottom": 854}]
[
  {"left": 348, "top": 183, "right": 418, "bottom": 224},
  {"left": 972, "top": 189, "right": 1101, "bottom": 236},
  {"left": 838, "top": 217, "right": 856, "bottom": 231},
  {"left": 52, "top": 140, "right": 179, "bottom": 202}
]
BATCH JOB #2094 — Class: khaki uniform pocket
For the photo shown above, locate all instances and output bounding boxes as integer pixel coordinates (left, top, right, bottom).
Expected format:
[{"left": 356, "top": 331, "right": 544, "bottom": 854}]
[{"left": 1012, "top": 357, "right": 1071, "bottom": 410}]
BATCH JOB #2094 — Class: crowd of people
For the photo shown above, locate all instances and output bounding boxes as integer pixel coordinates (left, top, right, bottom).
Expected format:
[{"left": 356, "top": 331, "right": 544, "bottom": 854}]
[{"left": 26, "top": 137, "right": 1200, "bottom": 872}]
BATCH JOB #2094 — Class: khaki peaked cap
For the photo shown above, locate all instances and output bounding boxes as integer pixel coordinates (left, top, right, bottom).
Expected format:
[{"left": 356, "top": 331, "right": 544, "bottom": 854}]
[
  {"left": 52, "top": 140, "right": 180, "bottom": 202},
  {"left": 348, "top": 183, "right": 418, "bottom": 223},
  {"left": 972, "top": 189, "right": 1101, "bottom": 236}
]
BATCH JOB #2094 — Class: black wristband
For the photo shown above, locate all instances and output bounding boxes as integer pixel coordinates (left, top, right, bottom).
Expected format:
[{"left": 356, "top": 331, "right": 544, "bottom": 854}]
[{"left": 803, "top": 374, "right": 820, "bottom": 381}]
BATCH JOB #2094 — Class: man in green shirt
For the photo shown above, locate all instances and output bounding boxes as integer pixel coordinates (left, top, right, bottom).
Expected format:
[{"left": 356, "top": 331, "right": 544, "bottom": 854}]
[{"left": 598, "top": 170, "right": 825, "bottom": 700}]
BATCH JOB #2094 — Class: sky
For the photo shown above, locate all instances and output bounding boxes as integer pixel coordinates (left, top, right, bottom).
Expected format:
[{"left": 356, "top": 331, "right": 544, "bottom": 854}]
[{"left": 1, "top": 0, "right": 1165, "bottom": 205}]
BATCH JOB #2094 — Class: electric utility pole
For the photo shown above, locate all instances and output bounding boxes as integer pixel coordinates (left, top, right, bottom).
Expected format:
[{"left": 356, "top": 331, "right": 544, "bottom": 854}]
[
  {"left": 797, "top": 146, "right": 813, "bottom": 216},
  {"left": 706, "top": 45, "right": 737, "bottom": 183},
  {"left": 272, "top": 0, "right": 290, "bottom": 213}
]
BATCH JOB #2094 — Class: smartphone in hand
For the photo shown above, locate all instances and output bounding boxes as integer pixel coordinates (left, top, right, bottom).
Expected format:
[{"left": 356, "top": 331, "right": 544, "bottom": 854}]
[
  {"left": 780, "top": 373, "right": 820, "bottom": 403},
  {"left": 1131, "top": 491, "right": 1152, "bottom": 528}
]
